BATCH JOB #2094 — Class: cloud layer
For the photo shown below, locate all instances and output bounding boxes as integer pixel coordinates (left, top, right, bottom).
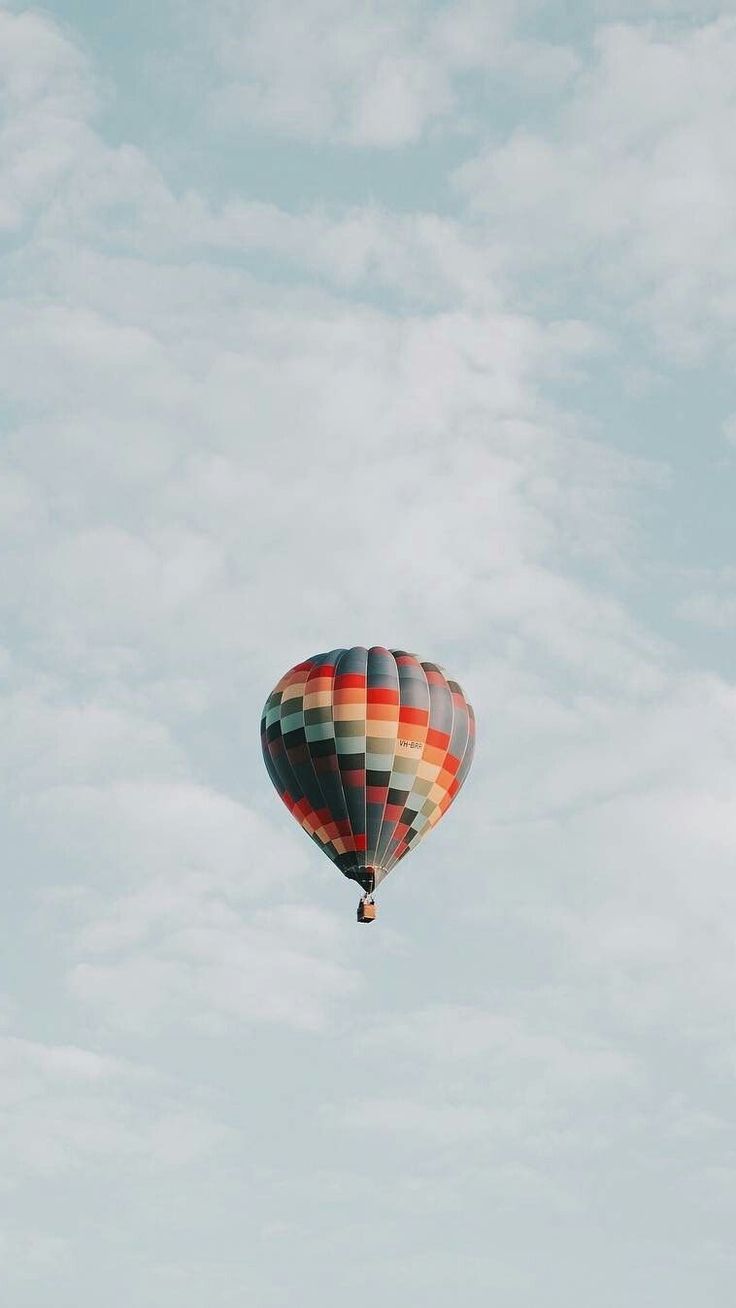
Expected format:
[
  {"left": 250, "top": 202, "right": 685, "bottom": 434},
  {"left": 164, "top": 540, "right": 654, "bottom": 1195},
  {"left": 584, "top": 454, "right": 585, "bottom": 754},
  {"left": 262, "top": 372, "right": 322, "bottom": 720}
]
[{"left": 1, "top": 3, "right": 735, "bottom": 1305}]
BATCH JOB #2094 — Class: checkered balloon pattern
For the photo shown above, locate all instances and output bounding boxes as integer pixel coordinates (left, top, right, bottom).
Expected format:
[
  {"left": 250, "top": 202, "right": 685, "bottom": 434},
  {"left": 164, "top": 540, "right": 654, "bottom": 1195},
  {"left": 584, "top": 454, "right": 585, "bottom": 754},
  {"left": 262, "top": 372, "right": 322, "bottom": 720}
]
[{"left": 260, "top": 647, "right": 475, "bottom": 892}]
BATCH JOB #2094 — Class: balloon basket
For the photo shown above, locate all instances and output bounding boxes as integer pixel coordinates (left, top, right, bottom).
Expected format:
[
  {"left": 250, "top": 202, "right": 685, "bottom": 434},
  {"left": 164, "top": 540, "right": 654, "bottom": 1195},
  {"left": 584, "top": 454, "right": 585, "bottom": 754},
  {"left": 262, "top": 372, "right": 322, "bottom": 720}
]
[{"left": 357, "top": 898, "right": 377, "bottom": 924}]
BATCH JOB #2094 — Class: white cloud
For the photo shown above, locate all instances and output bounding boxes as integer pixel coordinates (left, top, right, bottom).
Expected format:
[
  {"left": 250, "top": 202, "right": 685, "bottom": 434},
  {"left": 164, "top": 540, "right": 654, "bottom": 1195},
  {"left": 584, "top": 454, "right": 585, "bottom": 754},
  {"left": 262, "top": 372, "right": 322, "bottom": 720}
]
[
  {"left": 2, "top": 5, "right": 736, "bottom": 1302},
  {"left": 354, "top": 1003, "right": 637, "bottom": 1147},
  {"left": 722, "top": 412, "right": 736, "bottom": 444},
  {"left": 0, "top": 1227, "right": 70, "bottom": 1281},
  {"left": 0, "top": 9, "right": 97, "bottom": 230},
  {"left": 360, "top": 1003, "right": 634, "bottom": 1084},
  {"left": 207, "top": 0, "right": 453, "bottom": 147},
  {"left": 341, "top": 1096, "right": 501, "bottom": 1143},
  {"left": 190, "top": 203, "right": 509, "bottom": 310},
  {"left": 593, "top": 0, "right": 733, "bottom": 15},
  {"left": 677, "top": 585, "right": 736, "bottom": 629},
  {"left": 204, "top": 0, "right": 575, "bottom": 147},
  {"left": 69, "top": 901, "right": 359, "bottom": 1034},
  {"left": 0, "top": 5, "right": 694, "bottom": 1064},
  {"left": 2, "top": 227, "right": 653, "bottom": 695},
  {"left": 673, "top": 565, "right": 736, "bottom": 629},
  {"left": 0, "top": 1032, "right": 228, "bottom": 1179},
  {"left": 337, "top": 1000, "right": 645, "bottom": 1201},
  {"left": 30, "top": 780, "right": 295, "bottom": 889},
  {"left": 16, "top": 776, "right": 359, "bottom": 1034},
  {"left": 462, "top": 673, "right": 736, "bottom": 1048},
  {"left": 455, "top": 18, "right": 736, "bottom": 357},
  {"left": 0, "top": 693, "right": 182, "bottom": 789}
]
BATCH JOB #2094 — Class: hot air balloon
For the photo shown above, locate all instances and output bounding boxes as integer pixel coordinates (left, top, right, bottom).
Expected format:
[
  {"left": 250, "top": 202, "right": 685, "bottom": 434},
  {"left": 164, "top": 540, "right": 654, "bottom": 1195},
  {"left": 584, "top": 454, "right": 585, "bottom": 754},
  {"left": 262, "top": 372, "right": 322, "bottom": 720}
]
[{"left": 260, "top": 647, "right": 475, "bottom": 922}]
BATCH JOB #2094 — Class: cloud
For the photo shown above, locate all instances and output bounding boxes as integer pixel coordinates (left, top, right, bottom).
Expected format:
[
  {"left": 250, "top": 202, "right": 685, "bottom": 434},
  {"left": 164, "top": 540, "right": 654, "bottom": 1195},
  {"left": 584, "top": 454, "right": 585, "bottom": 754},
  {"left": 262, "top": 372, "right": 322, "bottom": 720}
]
[
  {"left": 0, "top": 5, "right": 711, "bottom": 1066},
  {"left": 69, "top": 902, "right": 359, "bottom": 1034},
  {"left": 341, "top": 1096, "right": 501, "bottom": 1143},
  {"left": 13, "top": 772, "right": 359, "bottom": 1034},
  {"left": 455, "top": 18, "right": 736, "bottom": 358},
  {"left": 359, "top": 1002, "right": 635, "bottom": 1086},
  {"left": 0, "top": 1031, "right": 229, "bottom": 1179},
  {"left": 0, "top": 8, "right": 97, "bottom": 231},
  {"left": 1, "top": 694, "right": 182, "bottom": 789},
  {"left": 722, "top": 412, "right": 736, "bottom": 445},
  {"left": 2, "top": 193, "right": 655, "bottom": 698},
  {"left": 349, "top": 1003, "right": 637, "bottom": 1153},
  {"left": 462, "top": 671, "right": 736, "bottom": 1052},
  {"left": 593, "top": 0, "right": 731, "bottom": 15},
  {"left": 676, "top": 573, "right": 736, "bottom": 629},
  {"left": 2, "top": 5, "right": 736, "bottom": 1302},
  {"left": 204, "top": 0, "right": 575, "bottom": 148},
  {"left": 0, "top": 1227, "right": 70, "bottom": 1282},
  {"left": 207, "top": 0, "right": 455, "bottom": 147}
]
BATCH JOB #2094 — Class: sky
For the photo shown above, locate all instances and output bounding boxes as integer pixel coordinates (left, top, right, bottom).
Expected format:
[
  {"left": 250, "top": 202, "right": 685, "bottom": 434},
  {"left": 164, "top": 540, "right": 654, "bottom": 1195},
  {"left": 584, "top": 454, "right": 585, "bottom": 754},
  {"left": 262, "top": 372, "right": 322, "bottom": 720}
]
[{"left": 1, "top": 1, "right": 736, "bottom": 1303}]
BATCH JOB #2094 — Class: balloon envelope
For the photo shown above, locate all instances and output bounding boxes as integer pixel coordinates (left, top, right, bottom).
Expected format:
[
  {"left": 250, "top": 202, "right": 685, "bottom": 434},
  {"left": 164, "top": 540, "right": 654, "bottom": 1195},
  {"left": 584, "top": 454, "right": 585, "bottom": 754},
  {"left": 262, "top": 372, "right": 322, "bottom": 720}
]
[{"left": 260, "top": 647, "right": 475, "bottom": 892}]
